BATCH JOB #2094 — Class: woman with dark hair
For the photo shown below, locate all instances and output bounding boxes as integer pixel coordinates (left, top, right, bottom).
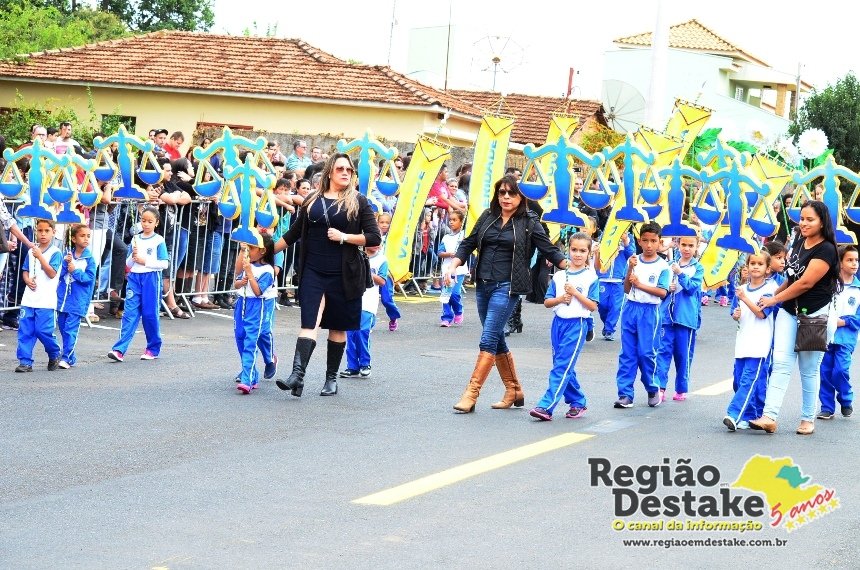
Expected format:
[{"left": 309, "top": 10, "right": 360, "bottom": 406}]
[
  {"left": 442, "top": 175, "right": 570, "bottom": 413},
  {"left": 273, "top": 153, "right": 381, "bottom": 397},
  {"left": 752, "top": 200, "right": 840, "bottom": 435}
]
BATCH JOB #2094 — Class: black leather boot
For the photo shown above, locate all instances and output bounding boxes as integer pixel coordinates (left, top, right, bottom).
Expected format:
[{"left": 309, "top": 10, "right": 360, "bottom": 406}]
[
  {"left": 320, "top": 339, "right": 346, "bottom": 396},
  {"left": 276, "top": 337, "right": 316, "bottom": 397}
]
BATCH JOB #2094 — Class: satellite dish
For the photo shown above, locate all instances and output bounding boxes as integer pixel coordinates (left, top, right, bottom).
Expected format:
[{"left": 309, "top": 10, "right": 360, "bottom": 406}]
[
  {"left": 470, "top": 35, "right": 524, "bottom": 91},
  {"left": 601, "top": 80, "right": 647, "bottom": 133}
]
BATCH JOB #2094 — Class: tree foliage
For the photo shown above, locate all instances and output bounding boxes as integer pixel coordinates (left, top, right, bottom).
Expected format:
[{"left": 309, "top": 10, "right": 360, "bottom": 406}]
[
  {"left": 790, "top": 73, "right": 860, "bottom": 172},
  {"left": 0, "top": 2, "right": 128, "bottom": 60},
  {"left": 97, "top": 0, "right": 214, "bottom": 32}
]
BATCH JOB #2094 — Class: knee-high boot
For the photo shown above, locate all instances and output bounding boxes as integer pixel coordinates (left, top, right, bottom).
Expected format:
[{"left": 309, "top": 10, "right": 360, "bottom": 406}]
[
  {"left": 321, "top": 339, "right": 345, "bottom": 396},
  {"left": 454, "top": 351, "right": 496, "bottom": 413},
  {"left": 276, "top": 337, "right": 316, "bottom": 397},
  {"left": 492, "top": 351, "right": 525, "bottom": 408}
]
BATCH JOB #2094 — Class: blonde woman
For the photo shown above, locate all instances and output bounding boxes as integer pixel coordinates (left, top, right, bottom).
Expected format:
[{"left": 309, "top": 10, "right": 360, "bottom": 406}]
[{"left": 273, "top": 153, "right": 381, "bottom": 397}]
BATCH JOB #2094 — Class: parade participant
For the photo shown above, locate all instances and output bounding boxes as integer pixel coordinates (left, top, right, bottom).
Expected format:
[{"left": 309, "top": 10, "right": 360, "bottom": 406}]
[
  {"left": 764, "top": 240, "right": 788, "bottom": 286},
  {"left": 56, "top": 224, "right": 97, "bottom": 369},
  {"left": 108, "top": 207, "right": 169, "bottom": 362},
  {"left": 817, "top": 245, "right": 859, "bottom": 419},
  {"left": 15, "top": 220, "right": 62, "bottom": 373},
  {"left": 339, "top": 245, "right": 387, "bottom": 379},
  {"left": 594, "top": 232, "right": 635, "bottom": 341},
  {"left": 442, "top": 175, "right": 570, "bottom": 413},
  {"left": 655, "top": 235, "right": 704, "bottom": 402},
  {"left": 274, "top": 153, "right": 381, "bottom": 398},
  {"left": 233, "top": 236, "right": 276, "bottom": 394},
  {"left": 376, "top": 212, "right": 401, "bottom": 331},
  {"left": 437, "top": 210, "right": 467, "bottom": 327},
  {"left": 751, "top": 201, "right": 840, "bottom": 435},
  {"left": 723, "top": 251, "right": 777, "bottom": 431},
  {"left": 613, "top": 221, "right": 670, "bottom": 409},
  {"left": 529, "top": 232, "right": 599, "bottom": 421}
]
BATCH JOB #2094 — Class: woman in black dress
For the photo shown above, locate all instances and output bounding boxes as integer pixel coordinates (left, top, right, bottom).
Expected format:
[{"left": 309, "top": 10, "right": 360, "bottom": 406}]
[{"left": 273, "top": 153, "right": 381, "bottom": 397}]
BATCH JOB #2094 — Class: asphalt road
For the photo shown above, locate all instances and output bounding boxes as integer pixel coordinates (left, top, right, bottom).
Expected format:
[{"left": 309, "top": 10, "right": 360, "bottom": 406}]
[{"left": 1, "top": 290, "right": 857, "bottom": 569}]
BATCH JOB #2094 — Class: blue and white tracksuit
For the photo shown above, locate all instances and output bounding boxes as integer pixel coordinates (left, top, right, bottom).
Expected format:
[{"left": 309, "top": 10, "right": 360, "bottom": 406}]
[
  {"left": 378, "top": 234, "right": 401, "bottom": 322},
  {"left": 17, "top": 245, "right": 62, "bottom": 367},
  {"left": 113, "top": 234, "right": 169, "bottom": 356},
  {"left": 346, "top": 254, "right": 386, "bottom": 369},
  {"left": 255, "top": 273, "right": 278, "bottom": 371},
  {"left": 656, "top": 260, "right": 703, "bottom": 394},
  {"left": 615, "top": 255, "right": 670, "bottom": 400},
  {"left": 535, "top": 268, "right": 600, "bottom": 414},
  {"left": 439, "top": 231, "right": 466, "bottom": 323},
  {"left": 819, "top": 276, "right": 860, "bottom": 414},
  {"left": 725, "top": 281, "right": 777, "bottom": 423},
  {"left": 234, "top": 262, "right": 275, "bottom": 387},
  {"left": 56, "top": 248, "right": 97, "bottom": 365},
  {"left": 597, "top": 234, "right": 635, "bottom": 337}
]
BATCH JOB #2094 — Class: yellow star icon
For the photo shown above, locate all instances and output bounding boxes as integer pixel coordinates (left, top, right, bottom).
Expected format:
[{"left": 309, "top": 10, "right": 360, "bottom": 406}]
[
  {"left": 798, "top": 514, "right": 808, "bottom": 525},
  {"left": 829, "top": 498, "right": 840, "bottom": 510},
  {"left": 786, "top": 520, "right": 796, "bottom": 531},
  {"left": 808, "top": 510, "right": 818, "bottom": 521},
  {"left": 817, "top": 505, "right": 829, "bottom": 516}
]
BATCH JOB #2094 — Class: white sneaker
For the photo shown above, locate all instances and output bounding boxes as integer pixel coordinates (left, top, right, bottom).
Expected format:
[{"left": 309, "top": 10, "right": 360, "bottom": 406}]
[{"left": 57, "top": 360, "right": 70, "bottom": 369}]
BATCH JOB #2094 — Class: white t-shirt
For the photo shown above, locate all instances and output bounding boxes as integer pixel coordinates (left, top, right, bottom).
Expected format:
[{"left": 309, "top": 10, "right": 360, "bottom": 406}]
[
  {"left": 361, "top": 252, "right": 388, "bottom": 315},
  {"left": 546, "top": 267, "right": 600, "bottom": 319},
  {"left": 735, "top": 280, "right": 778, "bottom": 359},
  {"left": 235, "top": 262, "right": 275, "bottom": 298},
  {"left": 626, "top": 255, "right": 670, "bottom": 305},
  {"left": 440, "top": 231, "right": 468, "bottom": 276},
  {"left": 21, "top": 244, "right": 62, "bottom": 310}
]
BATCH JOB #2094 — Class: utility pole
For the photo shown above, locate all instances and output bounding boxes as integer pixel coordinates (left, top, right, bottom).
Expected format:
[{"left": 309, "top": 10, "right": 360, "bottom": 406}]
[
  {"left": 443, "top": 0, "right": 452, "bottom": 91},
  {"left": 387, "top": 0, "right": 397, "bottom": 67}
]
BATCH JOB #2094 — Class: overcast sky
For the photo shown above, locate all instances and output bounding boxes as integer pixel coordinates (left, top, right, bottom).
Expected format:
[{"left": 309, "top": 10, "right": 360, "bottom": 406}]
[{"left": 211, "top": 0, "right": 854, "bottom": 103}]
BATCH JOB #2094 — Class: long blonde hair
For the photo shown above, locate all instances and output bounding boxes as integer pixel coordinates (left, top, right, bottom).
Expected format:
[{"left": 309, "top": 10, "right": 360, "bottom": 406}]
[{"left": 304, "top": 152, "right": 359, "bottom": 219}]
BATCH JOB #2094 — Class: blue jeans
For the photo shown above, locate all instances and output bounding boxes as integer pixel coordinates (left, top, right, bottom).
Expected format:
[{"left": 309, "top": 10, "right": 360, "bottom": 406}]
[
  {"left": 475, "top": 280, "right": 519, "bottom": 354},
  {"left": 763, "top": 307, "right": 828, "bottom": 422}
]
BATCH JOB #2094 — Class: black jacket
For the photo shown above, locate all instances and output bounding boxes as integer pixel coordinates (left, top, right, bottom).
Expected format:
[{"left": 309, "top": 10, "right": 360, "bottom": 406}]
[
  {"left": 283, "top": 192, "right": 381, "bottom": 300},
  {"left": 455, "top": 209, "right": 566, "bottom": 295}
]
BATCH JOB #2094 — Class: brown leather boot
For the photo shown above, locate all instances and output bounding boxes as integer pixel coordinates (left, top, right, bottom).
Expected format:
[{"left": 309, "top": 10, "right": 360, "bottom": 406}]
[
  {"left": 492, "top": 351, "right": 525, "bottom": 409},
  {"left": 454, "top": 351, "right": 496, "bottom": 413}
]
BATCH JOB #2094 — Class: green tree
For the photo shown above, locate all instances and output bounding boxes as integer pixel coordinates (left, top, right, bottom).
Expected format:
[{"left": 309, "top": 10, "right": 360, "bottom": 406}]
[
  {"left": 790, "top": 72, "right": 860, "bottom": 172},
  {"left": 0, "top": 3, "right": 128, "bottom": 60},
  {"left": 98, "top": 0, "right": 214, "bottom": 32}
]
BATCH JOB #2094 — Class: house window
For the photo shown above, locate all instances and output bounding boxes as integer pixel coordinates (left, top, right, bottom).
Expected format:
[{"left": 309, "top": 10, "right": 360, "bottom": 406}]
[
  {"left": 101, "top": 114, "right": 136, "bottom": 133},
  {"left": 734, "top": 87, "right": 745, "bottom": 101}
]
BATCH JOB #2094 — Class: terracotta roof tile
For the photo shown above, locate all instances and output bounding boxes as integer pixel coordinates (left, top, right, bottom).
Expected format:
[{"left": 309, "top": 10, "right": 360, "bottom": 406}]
[
  {"left": 613, "top": 19, "right": 769, "bottom": 67},
  {"left": 0, "top": 30, "right": 482, "bottom": 117},
  {"left": 447, "top": 90, "right": 605, "bottom": 146}
]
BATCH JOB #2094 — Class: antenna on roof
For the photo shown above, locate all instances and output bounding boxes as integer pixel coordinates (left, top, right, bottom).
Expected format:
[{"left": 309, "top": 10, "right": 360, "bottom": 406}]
[{"left": 470, "top": 35, "right": 524, "bottom": 92}]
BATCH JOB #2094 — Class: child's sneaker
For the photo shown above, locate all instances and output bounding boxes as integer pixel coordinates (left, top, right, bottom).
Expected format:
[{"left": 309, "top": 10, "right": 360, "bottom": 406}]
[
  {"left": 659, "top": 388, "right": 666, "bottom": 403},
  {"left": 719, "top": 296, "right": 729, "bottom": 307},
  {"left": 647, "top": 392, "right": 661, "bottom": 407},
  {"left": 439, "top": 320, "right": 451, "bottom": 327},
  {"left": 57, "top": 360, "right": 70, "bottom": 370},
  {"left": 339, "top": 369, "right": 360, "bottom": 378},
  {"left": 529, "top": 407, "right": 552, "bottom": 421},
  {"left": 140, "top": 350, "right": 158, "bottom": 360},
  {"left": 237, "top": 383, "right": 251, "bottom": 394},
  {"left": 15, "top": 364, "right": 32, "bottom": 373},
  {"left": 251, "top": 379, "right": 259, "bottom": 390},
  {"left": 842, "top": 405, "right": 853, "bottom": 417},
  {"left": 817, "top": 410, "right": 835, "bottom": 420},
  {"left": 388, "top": 319, "right": 398, "bottom": 331},
  {"left": 565, "top": 406, "right": 587, "bottom": 419},
  {"left": 452, "top": 314, "right": 463, "bottom": 325},
  {"left": 359, "top": 366, "right": 372, "bottom": 378},
  {"left": 263, "top": 355, "right": 278, "bottom": 379},
  {"left": 107, "top": 350, "right": 124, "bottom": 362},
  {"left": 672, "top": 392, "right": 687, "bottom": 401},
  {"left": 737, "top": 420, "right": 750, "bottom": 430},
  {"left": 613, "top": 396, "right": 633, "bottom": 408},
  {"left": 47, "top": 358, "right": 59, "bottom": 371},
  {"left": 701, "top": 296, "right": 710, "bottom": 306},
  {"left": 723, "top": 416, "right": 736, "bottom": 432},
  {"left": 586, "top": 329, "right": 595, "bottom": 342},
  {"left": 602, "top": 333, "right": 615, "bottom": 341}
]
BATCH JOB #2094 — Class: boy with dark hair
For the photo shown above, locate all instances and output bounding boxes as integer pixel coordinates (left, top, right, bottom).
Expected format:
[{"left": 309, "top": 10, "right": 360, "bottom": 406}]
[{"left": 613, "top": 221, "right": 670, "bottom": 408}]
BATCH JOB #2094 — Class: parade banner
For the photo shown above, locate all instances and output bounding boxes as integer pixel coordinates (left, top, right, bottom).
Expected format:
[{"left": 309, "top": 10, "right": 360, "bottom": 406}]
[
  {"left": 337, "top": 130, "right": 399, "bottom": 198},
  {"left": 386, "top": 135, "right": 451, "bottom": 282},
  {"left": 466, "top": 114, "right": 514, "bottom": 235},
  {"left": 538, "top": 113, "right": 580, "bottom": 243}
]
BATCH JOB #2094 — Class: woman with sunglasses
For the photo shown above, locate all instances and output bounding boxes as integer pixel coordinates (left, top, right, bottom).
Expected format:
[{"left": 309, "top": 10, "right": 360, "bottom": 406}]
[
  {"left": 273, "top": 153, "right": 381, "bottom": 398},
  {"left": 442, "top": 175, "right": 571, "bottom": 413}
]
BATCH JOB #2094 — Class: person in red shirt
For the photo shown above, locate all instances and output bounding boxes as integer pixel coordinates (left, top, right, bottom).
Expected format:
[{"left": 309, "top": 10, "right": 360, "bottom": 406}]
[{"left": 163, "top": 131, "right": 184, "bottom": 161}]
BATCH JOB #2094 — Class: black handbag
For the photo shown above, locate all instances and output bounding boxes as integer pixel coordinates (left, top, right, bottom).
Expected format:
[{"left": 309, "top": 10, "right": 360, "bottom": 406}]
[{"left": 794, "top": 301, "right": 829, "bottom": 352}]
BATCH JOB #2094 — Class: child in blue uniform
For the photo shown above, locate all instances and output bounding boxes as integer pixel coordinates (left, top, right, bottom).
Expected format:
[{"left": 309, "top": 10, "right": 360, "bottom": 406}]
[
  {"left": 764, "top": 240, "right": 787, "bottom": 286},
  {"left": 656, "top": 235, "right": 703, "bottom": 402},
  {"left": 818, "top": 245, "right": 860, "bottom": 419},
  {"left": 108, "top": 207, "right": 169, "bottom": 362},
  {"left": 376, "top": 212, "right": 402, "bottom": 331},
  {"left": 233, "top": 236, "right": 276, "bottom": 394},
  {"left": 613, "top": 222, "right": 670, "bottom": 408},
  {"left": 56, "top": 224, "right": 97, "bottom": 369},
  {"left": 438, "top": 210, "right": 467, "bottom": 327},
  {"left": 724, "top": 251, "right": 777, "bottom": 431},
  {"left": 340, "top": 245, "right": 387, "bottom": 378},
  {"left": 530, "top": 232, "right": 599, "bottom": 421},
  {"left": 595, "top": 231, "right": 635, "bottom": 341},
  {"left": 16, "top": 219, "right": 63, "bottom": 372}
]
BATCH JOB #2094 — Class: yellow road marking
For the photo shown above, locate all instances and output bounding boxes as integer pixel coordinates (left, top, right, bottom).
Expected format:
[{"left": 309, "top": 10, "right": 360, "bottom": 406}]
[
  {"left": 353, "top": 432, "right": 593, "bottom": 506},
  {"left": 691, "top": 378, "right": 733, "bottom": 396}
]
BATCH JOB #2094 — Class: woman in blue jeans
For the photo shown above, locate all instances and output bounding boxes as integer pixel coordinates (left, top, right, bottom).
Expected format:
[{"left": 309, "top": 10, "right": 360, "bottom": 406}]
[
  {"left": 442, "top": 175, "right": 569, "bottom": 413},
  {"left": 752, "top": 201, "right": 840, "bottom": 435}
]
